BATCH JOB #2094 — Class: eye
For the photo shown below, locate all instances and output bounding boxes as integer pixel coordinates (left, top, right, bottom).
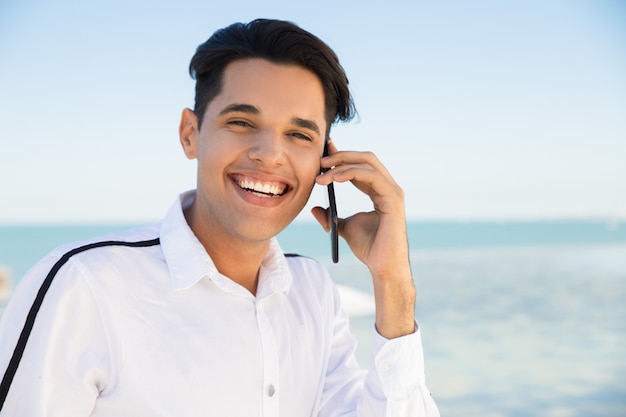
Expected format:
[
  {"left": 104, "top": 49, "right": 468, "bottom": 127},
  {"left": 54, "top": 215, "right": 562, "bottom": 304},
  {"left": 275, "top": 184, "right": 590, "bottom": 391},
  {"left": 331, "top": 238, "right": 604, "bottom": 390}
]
[
  {"left": 227, "top": 120, "right": 253, "bottom": 128},
  {"left": 288, "top": 131, "right": 313, "bottom": 142}
]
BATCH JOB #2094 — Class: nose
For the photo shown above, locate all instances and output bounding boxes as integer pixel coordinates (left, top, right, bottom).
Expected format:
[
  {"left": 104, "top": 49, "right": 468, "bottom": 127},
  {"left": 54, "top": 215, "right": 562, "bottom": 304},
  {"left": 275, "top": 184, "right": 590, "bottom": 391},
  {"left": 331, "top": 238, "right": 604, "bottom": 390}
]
[{"left": 247, "top": 130, "right": 286, "bottom": 167}]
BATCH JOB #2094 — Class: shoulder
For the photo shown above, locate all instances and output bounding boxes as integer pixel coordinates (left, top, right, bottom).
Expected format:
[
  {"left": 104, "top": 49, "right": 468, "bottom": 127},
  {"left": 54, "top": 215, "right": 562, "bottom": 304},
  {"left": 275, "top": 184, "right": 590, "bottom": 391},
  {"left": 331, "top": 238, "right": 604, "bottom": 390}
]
[
  {"left": 12, "top": 225, "right": 161, "bottom": 300},
  {"left": 2, "top": 224, "right": 163, "bottom": 331},
  {"left": 47, "top": 224, "right": 162, "bottom": 266},
  {"left": 51, "top": 224, "right": 161, "bottom": 256},
  {"left": 283, "top": 253, "right": 329, "bottom": 280},
  {"left": 283, "top": 253, "right": 338, "bottom": 306}
]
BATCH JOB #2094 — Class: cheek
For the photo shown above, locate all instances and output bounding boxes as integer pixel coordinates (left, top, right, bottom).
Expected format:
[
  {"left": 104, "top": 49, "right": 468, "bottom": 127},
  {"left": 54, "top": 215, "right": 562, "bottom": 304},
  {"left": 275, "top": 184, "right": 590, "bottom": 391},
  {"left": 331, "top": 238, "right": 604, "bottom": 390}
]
[
  {"left": 295, "top": 152, "right": 323, "bottom": 186},
  {"left": 197, "top": 138, "right": 235, "bottom": 168}
]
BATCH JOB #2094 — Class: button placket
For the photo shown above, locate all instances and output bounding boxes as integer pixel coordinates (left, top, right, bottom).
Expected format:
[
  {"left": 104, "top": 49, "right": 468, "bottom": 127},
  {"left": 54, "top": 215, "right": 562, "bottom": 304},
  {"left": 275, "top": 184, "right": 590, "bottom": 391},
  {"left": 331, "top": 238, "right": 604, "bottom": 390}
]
[
  {"left": 256, "top": 301, "right": 280, "bottom": 416},
  {"left": 378, "top": 361, "right": 391, "bottom": 373}
]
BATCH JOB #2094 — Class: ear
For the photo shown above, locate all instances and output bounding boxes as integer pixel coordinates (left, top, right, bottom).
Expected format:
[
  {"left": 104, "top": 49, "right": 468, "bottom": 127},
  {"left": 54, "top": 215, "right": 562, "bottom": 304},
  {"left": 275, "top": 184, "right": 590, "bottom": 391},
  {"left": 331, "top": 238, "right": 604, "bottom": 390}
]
[{"left": 179, "top": 108, "right": 199, "bottom": 159}]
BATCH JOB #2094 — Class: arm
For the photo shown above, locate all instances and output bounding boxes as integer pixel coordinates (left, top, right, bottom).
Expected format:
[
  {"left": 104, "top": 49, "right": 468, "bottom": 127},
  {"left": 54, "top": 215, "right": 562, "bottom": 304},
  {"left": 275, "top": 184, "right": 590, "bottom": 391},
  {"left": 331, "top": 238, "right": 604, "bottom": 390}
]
[
  {"left": 315, "top": 284, "right": 439, "bottom": 417},
  {"left": 312, "top": 140, "right": 439, "bottom": 416},
  {"left": 0, "top": 256, "right": 108, "bottom": 416},
  {"left": 313, "top": 139, "right": 416, "bottom": 339}
]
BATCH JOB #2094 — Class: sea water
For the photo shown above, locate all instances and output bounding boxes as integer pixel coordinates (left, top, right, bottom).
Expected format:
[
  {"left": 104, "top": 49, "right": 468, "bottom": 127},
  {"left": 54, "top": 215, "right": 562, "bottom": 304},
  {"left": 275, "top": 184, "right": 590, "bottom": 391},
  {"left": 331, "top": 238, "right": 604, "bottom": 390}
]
[{"left": 1, "top": 221, "right": 625, "bottom": 416}]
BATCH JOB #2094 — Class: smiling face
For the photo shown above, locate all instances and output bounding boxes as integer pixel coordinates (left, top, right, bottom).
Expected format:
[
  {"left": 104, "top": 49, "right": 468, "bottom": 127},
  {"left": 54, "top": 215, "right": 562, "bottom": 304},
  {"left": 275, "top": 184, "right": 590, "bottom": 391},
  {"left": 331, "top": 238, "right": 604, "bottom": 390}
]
[{"left": 179, "top": 58, "right": 327, "bottom": 246}]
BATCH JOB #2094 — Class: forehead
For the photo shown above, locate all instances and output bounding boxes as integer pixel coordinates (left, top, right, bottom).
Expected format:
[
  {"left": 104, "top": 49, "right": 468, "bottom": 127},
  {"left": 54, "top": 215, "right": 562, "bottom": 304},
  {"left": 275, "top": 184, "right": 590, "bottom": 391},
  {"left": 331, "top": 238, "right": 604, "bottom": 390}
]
[{"left": 208, "top": 59, "right": 327, "bottom": 127}]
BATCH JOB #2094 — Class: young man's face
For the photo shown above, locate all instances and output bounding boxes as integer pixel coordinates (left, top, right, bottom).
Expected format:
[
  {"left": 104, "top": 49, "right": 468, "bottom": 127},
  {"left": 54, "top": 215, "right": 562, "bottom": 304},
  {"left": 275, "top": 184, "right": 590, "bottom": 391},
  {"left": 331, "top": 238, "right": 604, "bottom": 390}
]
[{"left": 180, "top": 58, "right": 328, "bottom": 244}]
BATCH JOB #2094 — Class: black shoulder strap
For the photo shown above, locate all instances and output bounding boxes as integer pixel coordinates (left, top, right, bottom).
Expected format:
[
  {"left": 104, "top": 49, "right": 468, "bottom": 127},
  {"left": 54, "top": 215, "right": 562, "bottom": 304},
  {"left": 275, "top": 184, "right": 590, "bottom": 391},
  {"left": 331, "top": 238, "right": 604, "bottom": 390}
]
[{"left": 0, "top": 238, "right": 160, "bottom": 409}]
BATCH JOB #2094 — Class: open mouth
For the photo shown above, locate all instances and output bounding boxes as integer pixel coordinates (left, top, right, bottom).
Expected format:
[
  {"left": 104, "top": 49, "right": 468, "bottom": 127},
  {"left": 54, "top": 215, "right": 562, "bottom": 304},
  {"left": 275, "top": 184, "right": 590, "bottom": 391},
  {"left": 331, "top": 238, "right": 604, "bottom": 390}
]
[{"left": 232, "top": 176, "right": 289, "bottom": 198}]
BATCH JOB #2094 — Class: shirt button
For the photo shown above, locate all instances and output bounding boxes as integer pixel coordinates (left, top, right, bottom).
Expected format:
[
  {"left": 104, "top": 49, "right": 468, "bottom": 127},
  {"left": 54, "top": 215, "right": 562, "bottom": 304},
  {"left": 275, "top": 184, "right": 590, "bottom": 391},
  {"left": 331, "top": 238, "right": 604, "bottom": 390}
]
[
  {"left": 378, "top": 362, "right": 391, "bottom": 373},
  {"left": 267, "top": 384, "right": 276, "bottom": 397}
]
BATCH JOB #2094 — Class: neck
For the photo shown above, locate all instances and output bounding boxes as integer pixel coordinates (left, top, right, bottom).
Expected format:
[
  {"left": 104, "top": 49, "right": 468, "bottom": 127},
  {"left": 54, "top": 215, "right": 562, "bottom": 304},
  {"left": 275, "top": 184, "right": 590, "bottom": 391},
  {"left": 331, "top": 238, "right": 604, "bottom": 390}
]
[{"left": 184, "top": 204, "right": 270, "bottom": 296}]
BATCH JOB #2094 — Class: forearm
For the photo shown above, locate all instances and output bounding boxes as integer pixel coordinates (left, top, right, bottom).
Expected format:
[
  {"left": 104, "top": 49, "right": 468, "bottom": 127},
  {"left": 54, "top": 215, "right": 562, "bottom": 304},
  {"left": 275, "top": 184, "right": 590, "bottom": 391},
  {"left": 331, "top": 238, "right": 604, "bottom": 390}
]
[{"left": 372, "top": 265, "right": 417, "bottom": 339}]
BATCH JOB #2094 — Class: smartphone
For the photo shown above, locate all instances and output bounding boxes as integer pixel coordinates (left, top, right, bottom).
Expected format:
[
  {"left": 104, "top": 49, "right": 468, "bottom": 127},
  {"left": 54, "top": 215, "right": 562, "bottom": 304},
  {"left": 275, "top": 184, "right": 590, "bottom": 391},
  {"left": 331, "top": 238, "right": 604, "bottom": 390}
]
[{"left": 323, "top": 141, "right": 339, "bottom": 263}]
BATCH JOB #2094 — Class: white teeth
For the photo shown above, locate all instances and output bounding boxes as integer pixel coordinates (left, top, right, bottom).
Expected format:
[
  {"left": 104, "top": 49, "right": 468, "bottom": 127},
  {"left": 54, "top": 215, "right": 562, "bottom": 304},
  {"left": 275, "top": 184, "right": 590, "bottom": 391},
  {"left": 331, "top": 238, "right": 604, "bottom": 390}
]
[{"left": 238, "top": 179, "right": 285, "bottom": 196}]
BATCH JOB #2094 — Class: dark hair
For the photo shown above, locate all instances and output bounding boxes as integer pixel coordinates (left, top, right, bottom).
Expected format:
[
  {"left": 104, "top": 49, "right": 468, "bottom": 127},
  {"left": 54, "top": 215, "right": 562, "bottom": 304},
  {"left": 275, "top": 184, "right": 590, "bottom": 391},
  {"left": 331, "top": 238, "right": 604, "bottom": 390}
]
[{"left": 189, "top": 18, "right": 355, "bottom": 132}]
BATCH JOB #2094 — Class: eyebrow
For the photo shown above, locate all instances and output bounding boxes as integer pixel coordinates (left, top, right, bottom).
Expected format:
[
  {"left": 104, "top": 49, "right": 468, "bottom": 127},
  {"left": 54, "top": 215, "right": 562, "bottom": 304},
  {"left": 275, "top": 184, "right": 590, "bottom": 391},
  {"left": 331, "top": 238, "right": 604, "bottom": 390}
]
[
  {"left": 220, "top": 103, "right": 322, "bottom": 136},
  {"left": 219, "top": 103, "right": 260, "bottom": 116},
  {"left": 290, "top": 117, "right": 321, "bottom": 136}
]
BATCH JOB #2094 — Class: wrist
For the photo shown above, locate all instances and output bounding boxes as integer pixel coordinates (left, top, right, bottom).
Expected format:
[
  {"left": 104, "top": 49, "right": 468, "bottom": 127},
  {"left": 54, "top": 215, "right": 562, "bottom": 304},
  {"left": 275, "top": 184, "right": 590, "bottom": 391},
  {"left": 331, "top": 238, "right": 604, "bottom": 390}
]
[{"left": 372, "top": 272, "right": 416, "bottom": 339}]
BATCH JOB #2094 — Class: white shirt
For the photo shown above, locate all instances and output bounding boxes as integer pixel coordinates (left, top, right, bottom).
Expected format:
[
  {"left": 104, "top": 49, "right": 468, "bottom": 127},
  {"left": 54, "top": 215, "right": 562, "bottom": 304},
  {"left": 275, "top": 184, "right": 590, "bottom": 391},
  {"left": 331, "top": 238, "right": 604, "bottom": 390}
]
[{"left": 0, "top": 191, "right": 439, "bottom": 416}]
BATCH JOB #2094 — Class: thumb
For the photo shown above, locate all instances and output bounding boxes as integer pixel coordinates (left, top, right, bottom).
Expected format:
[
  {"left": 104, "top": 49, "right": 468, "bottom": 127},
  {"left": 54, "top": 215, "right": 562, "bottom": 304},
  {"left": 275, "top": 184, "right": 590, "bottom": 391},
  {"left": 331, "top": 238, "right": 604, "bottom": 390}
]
[{"left": 311, "top": 206, "right": 331, "bottom": 232}]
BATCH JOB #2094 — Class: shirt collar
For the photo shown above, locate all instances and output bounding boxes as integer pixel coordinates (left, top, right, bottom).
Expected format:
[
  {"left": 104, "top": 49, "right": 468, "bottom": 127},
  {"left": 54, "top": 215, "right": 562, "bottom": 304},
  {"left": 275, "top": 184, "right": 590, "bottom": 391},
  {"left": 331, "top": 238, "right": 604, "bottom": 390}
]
[
  {"left": 257, "top": 238, "right": 293, "bottom": 299},
  {"left": 159, "top": 191, "right": 292, "bottom": 298}
]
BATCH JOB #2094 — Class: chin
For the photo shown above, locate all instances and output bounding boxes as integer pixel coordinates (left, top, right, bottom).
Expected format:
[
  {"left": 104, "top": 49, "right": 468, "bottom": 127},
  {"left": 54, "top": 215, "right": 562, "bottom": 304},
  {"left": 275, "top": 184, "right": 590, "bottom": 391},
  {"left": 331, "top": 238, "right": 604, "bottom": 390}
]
[{"left": 231, "top": 218, "right": 291, "bottom": 243}]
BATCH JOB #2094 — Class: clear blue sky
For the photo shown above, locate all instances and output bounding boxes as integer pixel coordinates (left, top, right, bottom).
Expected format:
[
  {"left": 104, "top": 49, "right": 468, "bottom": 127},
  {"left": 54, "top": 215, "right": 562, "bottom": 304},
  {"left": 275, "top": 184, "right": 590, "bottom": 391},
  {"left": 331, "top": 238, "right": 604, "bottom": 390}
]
[{"left": 1, "top": 0, "right": 625, "bottom": 223}]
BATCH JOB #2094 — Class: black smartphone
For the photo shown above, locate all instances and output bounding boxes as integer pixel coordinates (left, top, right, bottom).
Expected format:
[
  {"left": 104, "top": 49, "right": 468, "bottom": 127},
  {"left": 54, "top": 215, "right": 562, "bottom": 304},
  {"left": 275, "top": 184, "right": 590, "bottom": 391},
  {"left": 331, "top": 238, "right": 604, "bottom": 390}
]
[{"left": 323, "top": 141, "right": 339, "bottom": 263}]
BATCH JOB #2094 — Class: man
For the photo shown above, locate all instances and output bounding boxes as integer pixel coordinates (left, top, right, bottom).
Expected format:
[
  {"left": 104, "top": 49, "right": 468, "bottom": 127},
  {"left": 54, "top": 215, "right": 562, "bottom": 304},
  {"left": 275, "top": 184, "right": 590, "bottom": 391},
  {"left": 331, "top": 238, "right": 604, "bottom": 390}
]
[{"left": 0, "top": 19, "right": 439, "bottom": 416}]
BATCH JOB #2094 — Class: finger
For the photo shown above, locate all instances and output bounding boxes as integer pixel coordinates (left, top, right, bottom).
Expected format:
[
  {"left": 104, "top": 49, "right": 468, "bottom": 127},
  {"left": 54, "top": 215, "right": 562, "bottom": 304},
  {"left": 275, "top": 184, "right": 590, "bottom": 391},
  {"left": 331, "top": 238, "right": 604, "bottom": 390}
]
[
  {"left": 327, "top": 138, "right": 339, "bottom": 155},
  {"left": 311, "top": 206, "right": 331, "bottom": 232},
  {"left": 317, "top": 163, "right": 385, "bottom": 194},
  {"left": 315, "top": 163, "right": 399, "bottom": 210},
  {"left": 331, "top": 166, "right": 389, "bottom": 196},
  {"left": 315, "top": 162, "right": 373, "bottom": 185},
  {"left": 326, "top": 166, "right": 404, "bottom": 214},
  {"left": 321, "top": 150, "right": 394, "bottom": 184}
]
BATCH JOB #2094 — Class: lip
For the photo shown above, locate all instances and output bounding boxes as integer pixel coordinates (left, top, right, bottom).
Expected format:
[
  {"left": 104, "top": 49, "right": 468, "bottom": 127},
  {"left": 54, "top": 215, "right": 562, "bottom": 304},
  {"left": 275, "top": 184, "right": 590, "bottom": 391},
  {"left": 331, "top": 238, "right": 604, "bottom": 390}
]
[{"left": 229, "top": 172, "right": 293, "bottom": 208}]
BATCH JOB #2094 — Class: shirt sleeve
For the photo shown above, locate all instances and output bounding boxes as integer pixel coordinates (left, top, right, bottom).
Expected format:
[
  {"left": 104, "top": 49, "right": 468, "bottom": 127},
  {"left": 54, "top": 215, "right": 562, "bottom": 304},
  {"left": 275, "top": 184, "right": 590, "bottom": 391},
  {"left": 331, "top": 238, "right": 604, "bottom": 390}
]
[
  {"left": 317, "top": 284, "right": 440, "bottom": 417},
  {"left": 359, "top": 325, "right": 440, "bottom": 416},
  {"left": 0, "top": 255, "right": 110, "bottom": 416}
]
